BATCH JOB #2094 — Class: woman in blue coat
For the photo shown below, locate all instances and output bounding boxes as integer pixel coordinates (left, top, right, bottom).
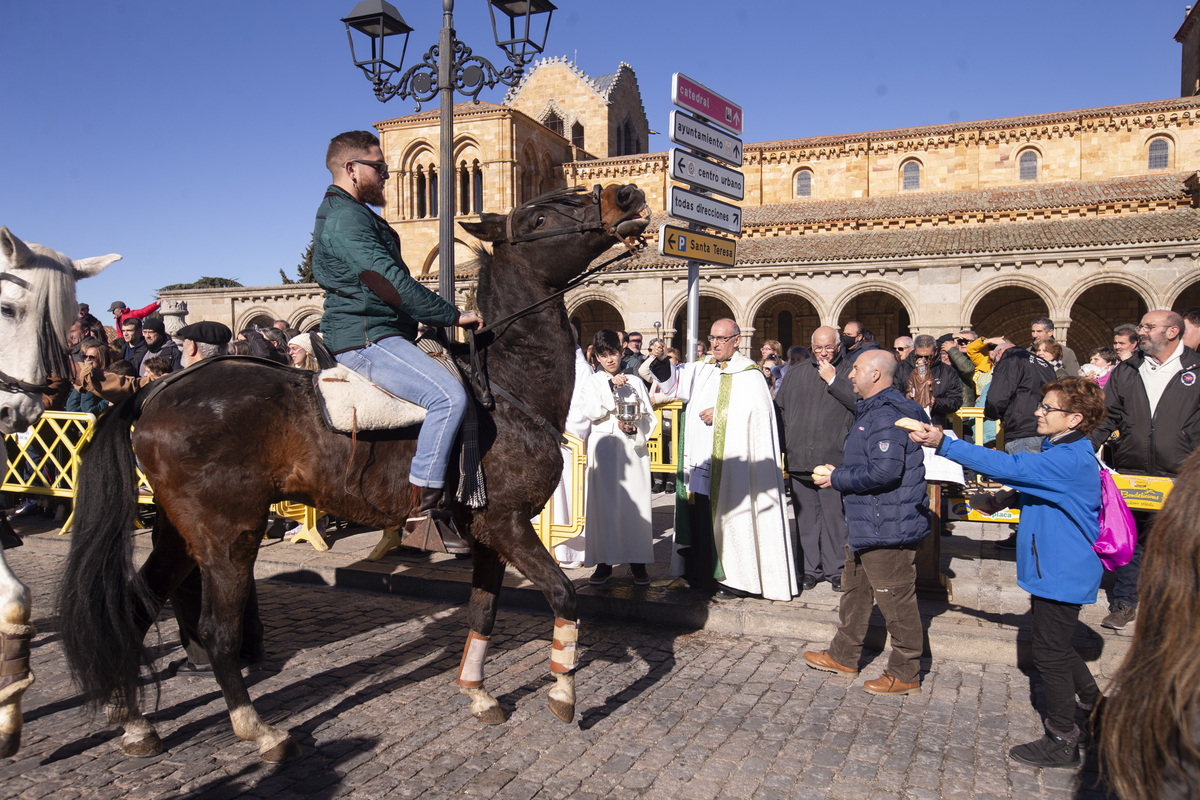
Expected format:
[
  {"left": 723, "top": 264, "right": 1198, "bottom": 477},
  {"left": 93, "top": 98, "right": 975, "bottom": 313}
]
[{"left": 909, "top": 377, "right": 1106, "bottom": 770}]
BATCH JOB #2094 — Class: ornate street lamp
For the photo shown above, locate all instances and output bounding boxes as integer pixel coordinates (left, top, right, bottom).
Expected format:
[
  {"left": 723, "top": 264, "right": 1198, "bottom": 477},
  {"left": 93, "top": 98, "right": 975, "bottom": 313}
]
[{"left": 342, "top": 0, "right": 555, "bottom": 300}]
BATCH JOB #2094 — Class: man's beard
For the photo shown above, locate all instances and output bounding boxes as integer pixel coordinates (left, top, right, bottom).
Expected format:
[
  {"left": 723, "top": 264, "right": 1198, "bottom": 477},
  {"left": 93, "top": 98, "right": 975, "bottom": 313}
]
[{"left": 358, "top": 179, "right": 387, "bottom": 208}]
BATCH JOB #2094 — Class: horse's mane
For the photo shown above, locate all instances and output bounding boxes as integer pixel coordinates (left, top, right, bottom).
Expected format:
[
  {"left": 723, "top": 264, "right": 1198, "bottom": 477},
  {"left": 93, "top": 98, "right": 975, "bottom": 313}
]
[{"left": 22, "top": 243, "right": 79, "bottom": 384}]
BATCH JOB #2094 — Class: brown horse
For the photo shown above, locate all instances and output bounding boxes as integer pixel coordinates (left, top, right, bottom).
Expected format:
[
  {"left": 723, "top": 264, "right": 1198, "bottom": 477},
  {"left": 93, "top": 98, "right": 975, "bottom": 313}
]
[{"left": 59, "top": 183, "right": 649, "bottom": 761}]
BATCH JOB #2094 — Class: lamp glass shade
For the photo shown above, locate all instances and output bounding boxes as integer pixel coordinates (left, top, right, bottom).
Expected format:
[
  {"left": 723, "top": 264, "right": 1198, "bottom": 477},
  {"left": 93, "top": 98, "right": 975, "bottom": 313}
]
[
  {"left": 488, "top": 0, "right": 555, "bottom": 65},
  {"left": 343, "top": 0, "right": 412, "bottom": 78}
]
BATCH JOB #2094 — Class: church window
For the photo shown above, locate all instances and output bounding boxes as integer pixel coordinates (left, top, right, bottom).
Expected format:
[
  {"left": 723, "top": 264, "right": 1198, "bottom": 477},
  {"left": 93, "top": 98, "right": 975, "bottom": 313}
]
[
  {"left": 1019, "top": 150, "right": 1038, "bottom": 181},
  {"left": 795, "top": 169, "right": 813, "bottom": 198},
  {"left": 618, "top": 118, "right": 640, "bottom": 156},
  {"left": 416, "top": 169, "right": 427, "bottom": 219},
  {"left": 429, "top": 169, "right": 438, "bottom": 217},
  {"left": 472, "top": 162, "right": 483, "bottom": 213},
  {"left": 544, "top": 110, "right": 564, "bottom": 138},
  {"left": 902, "top": 160, "right": 921, "bottom": 191},
  {"left": 459, "top": 162, "right": 470, "bottom": 216},
  {"left": 571, "top": 121, "right": 585, "bottom": 150},
  {"left": 1148, "top": 137, "right": 1170, "bottom": 170}
]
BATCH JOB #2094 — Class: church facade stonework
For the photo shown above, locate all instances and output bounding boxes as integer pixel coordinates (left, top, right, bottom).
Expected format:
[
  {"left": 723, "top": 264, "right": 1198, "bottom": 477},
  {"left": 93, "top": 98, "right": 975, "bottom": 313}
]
[{"left": 164, "top": 42, "right": 1200, "bottom": 359}]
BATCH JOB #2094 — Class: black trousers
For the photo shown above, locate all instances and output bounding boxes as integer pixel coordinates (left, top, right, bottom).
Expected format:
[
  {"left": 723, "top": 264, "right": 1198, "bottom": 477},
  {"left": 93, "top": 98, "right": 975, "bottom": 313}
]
[{"left": 1029, "top": 594, "right": 1099, "bottom": 733}]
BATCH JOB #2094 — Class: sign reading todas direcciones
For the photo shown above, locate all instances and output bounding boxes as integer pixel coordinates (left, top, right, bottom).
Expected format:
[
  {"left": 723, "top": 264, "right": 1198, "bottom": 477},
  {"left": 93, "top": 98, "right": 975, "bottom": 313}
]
[
  {"left": 669, "top": 186, "right": 743, "bottom": 235},
  {"left": 659, "top": 224, "right": 737, "bottom": 267}
]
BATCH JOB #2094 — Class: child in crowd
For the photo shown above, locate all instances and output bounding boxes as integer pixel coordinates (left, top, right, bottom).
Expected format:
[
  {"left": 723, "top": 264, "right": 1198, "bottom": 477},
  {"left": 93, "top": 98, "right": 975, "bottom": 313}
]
[{"left": 580, "top": 330, "right": 658, "bottom": 586}]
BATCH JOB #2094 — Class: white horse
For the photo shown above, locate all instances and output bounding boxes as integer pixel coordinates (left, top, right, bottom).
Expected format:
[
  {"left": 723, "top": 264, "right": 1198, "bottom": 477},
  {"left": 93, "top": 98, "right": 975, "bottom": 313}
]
[{"left": 0, "top": 226, "right": 119, "bottom": 756}]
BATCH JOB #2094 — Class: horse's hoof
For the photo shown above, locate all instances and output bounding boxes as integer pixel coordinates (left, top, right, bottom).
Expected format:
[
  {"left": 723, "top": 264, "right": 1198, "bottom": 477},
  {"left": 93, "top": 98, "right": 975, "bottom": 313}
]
[
  {"left": 260, "top": 736, "right": 301, "bottom": 763},
  {"left": 472, "top": 705, "right": 508, "bottom": 725},
  {"left": 548, "top": 697, "right": 575, "bottom": 724},
  {"left": 0, "top": 732, "right": 18, "bottom": 758},
  {"left": 122, "top": 733, "right": 163, "bottom": 758}
]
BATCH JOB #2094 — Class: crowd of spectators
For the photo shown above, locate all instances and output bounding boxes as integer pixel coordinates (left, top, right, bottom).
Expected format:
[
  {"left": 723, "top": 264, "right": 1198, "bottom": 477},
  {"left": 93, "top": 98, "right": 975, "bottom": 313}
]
[{"left": 6, "top": 296, "right": 1200, "bottom": 787}]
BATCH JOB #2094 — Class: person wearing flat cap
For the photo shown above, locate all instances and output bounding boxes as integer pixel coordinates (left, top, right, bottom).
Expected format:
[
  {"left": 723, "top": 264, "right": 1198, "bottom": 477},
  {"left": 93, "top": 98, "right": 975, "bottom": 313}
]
[{"left": 140, "top": 317, "right": 182, "bottom": 375}]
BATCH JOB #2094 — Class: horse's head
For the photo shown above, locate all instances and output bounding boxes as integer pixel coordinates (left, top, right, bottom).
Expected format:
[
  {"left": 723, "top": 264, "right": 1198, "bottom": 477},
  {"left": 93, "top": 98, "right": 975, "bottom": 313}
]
[
  {"left": 460, "top": 184, "right": 649, "bottom": 287},
  {"left": 0, "top": 227, "right": 120, "bottom": 434}
]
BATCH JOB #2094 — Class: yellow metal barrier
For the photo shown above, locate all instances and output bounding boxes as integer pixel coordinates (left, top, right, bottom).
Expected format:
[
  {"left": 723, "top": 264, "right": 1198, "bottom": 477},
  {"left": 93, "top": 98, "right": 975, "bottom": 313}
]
[
  {"left": 3, "top": 402, "right": 692, "bottom": 556},
  {"left": 943, "top": 408, "right": 1172, "bottom": 519}
]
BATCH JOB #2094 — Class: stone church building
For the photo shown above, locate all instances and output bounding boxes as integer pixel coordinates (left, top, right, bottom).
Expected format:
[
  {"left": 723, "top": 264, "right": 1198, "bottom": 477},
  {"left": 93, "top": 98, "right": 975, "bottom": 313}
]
[{"left": 169, "top": 10, "right": 1200, "bottom": 359}]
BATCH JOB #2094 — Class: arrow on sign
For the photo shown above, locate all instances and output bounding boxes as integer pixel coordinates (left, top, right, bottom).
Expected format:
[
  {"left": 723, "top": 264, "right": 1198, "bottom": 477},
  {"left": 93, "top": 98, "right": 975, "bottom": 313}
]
[
  {"left": 733, "top": 143, "right": 741, "bottom": 161},
  {"left": 667, "top": 232, "right": 677, "bottom": 249}
]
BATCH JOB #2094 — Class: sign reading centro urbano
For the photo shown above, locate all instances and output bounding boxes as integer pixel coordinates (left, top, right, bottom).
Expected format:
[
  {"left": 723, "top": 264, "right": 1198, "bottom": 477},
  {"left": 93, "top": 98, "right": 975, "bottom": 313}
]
[
  {"left": 669, "top": 147, "right": 744, "bottom": 201},
  {"left": 669, "top": 111, "right": 743, "bottom": 167},
  {"left": 669, "top": 186, "right": 743, "bottom": 235},
  {"left": 659, "top": 224, "right": 737, "bottom": 267},
  {"left": 671, "top": 72, "right": 743, "bottom": 135}
]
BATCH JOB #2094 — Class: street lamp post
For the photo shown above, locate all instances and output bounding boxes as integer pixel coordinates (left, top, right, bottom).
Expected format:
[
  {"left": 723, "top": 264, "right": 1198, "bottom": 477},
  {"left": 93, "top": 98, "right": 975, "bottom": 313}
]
[{"left": 342, "top": 0, "right": 555, "bottom": 301}]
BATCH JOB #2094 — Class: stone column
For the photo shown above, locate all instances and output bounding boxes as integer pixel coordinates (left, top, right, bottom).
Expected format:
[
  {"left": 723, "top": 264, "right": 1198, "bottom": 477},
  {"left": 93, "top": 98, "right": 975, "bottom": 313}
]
[{"left": 160, "top": 299, "right": 189, "bottom": 344}]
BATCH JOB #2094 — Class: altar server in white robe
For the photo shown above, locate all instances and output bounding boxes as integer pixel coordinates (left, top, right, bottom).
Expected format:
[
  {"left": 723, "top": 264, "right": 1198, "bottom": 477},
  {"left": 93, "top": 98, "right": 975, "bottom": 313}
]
[
  {"left": 551, "top": 345, "right": 595, "bottom": 567},
  {"left": 580, "top": 330, "right": 659, "bottom": 586},
  {"left": 647, "top": 318, "right": 797, "bottom": 601}
]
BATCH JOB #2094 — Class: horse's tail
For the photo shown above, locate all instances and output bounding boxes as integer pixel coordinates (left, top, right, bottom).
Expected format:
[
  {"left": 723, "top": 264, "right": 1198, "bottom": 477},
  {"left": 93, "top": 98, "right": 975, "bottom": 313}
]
[{"left": 59, "top": 396, "right": 157, "bottom": 711}]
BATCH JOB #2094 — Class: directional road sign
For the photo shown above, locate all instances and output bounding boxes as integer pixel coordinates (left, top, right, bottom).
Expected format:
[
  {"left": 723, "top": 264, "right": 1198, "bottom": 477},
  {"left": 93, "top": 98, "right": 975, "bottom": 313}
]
[
  {"left": 669, "top": 186, "right": 743, "bottom": 235},
  {"left": 658, "top": 224, "right": 737, "bottom": 267},
  {"left": 670, "top": 147, "right": 744, "bottom": 201},
  {"left": 671, "top": 73, "right": 743, "bottom": 135},
  {"left": 669, "top": 111, "right": 743, "bottom": 167}
]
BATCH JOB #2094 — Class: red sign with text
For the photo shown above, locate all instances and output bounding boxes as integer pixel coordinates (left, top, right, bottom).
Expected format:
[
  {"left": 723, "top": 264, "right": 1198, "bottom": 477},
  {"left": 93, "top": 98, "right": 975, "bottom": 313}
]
[{"left": 671, "top": 73, "right": 743, "bottom": 135}]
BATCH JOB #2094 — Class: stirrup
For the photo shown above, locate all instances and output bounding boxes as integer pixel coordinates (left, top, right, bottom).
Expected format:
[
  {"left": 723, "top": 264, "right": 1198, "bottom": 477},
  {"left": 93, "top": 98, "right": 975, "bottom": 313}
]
[{"left": 401, "top": 515, "right": 470, "bottom": 555}]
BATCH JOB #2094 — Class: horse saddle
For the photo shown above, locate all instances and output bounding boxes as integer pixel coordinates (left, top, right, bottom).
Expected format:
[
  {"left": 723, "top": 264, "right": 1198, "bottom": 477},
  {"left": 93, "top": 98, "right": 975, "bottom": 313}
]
[{"left": 313, "top": 366, "right": 426, "bottom": 433}]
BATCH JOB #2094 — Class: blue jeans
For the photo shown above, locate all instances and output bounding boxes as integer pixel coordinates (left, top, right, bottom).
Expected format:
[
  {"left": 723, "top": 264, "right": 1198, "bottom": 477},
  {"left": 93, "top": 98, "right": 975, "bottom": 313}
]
[
  {"left": 336, "top": 336, "right": 467, "bottom": 489},
  {"left": 1004, "top": 436, "right": 1044, "bottom": 455}
]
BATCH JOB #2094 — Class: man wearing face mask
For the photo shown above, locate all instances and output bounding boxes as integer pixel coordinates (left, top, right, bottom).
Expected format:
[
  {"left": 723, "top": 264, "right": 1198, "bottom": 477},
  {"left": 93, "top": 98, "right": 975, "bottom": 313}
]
[
  {"left": 892, "top": 334, "right": 963, "bottom": 427},
  {"left": 841, "top": 321, "right": 881, "bottom": 358}
]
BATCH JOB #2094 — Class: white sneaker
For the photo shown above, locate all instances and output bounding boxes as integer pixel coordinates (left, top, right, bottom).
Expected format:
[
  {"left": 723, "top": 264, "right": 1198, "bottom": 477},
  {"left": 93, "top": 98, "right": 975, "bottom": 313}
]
[{"left": 559, "top": 560, "right": 583, "bottom": 569}]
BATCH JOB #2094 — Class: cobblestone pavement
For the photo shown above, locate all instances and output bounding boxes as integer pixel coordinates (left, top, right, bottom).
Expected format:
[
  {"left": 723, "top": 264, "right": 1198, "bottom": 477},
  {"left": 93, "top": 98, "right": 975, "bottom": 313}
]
[{"left": 0, "top": 549, "right": 1113, "bottom": 800}]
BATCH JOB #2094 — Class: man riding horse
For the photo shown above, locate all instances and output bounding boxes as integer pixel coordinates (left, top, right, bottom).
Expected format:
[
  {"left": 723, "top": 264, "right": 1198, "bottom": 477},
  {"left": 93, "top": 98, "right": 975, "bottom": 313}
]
[{"left": 313, "top": 130, "right": 483, "bottom": 554}]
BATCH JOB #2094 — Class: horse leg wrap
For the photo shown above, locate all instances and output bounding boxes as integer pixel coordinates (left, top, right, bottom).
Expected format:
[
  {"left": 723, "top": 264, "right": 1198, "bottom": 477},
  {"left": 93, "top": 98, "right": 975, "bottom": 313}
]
[
  {"left": 456, "top": 630, "right": 490, "bottom": 688},
  {"left": 550, "top": 618, "right": 579, "bottom": 675},
  {"left": 0, "top": 622, "right": 35, "bottom": 704}
]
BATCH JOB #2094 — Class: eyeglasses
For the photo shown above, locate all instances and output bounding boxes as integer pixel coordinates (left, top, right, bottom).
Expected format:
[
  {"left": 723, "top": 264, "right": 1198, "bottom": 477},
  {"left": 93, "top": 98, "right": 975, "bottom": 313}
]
[
  {"left": 1036, "top": 402, "right": 1071, "bottom": 415},
  {"left": 813, "top": 345, "right": 838, "bottom": 352},
  {"left": 707, "top": 334, "right": 737, "bottom": 344},
  {"left": 954, "top": 338, "right": 970, "bottom": 345},
  {"left": 1136, "top": 323, "right": 1161, "bottom": 331},
  {"left": 628, "top": 338, "right": 642, "bottom": 344},
  {"left": 348, "top": 159, "right": 389, "bottom": 179}
]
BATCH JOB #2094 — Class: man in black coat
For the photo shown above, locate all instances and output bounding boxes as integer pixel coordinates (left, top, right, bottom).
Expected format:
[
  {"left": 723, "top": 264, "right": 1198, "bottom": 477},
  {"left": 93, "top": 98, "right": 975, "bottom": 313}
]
[
  {"left": 892, "top": 334, "right": 963, "bottom": 427},
  {"left": 775, "top": 326, "right": 856, "bottom": 592},
  {"left": 1088, "top": 309, "right": 1200, "bottom": 630},
  {"left": 984, "top": 338, "right": 1059, "bottom": 455}
]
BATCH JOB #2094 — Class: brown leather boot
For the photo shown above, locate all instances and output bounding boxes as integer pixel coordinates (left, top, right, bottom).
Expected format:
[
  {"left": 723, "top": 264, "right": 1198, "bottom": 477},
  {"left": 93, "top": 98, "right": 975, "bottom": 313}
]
[{"left": 402, "top": 485, "right": 470, "bottom": 555}]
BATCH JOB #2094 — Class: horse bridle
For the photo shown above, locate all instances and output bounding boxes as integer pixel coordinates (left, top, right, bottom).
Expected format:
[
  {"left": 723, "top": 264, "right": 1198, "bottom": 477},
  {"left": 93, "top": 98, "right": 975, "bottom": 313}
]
[
  {"left": 504, "top": 184, "right": 613, "bottom": 244},
  {"left": 465, "top": 185, "right": 647, "bottom": 436},
  {"left": 0, "top": 370, "right": 51, "bottom": 396}
]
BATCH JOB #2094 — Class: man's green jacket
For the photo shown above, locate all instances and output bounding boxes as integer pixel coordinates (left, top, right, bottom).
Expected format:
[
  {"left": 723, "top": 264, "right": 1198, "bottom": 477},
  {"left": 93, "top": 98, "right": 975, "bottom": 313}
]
[{"left": 313, "top": 185, "right": 459, "bottom": 353}]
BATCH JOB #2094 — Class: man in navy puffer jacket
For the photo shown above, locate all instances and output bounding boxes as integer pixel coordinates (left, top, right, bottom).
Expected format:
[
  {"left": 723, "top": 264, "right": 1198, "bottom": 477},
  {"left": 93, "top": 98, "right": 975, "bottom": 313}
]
[{"left": 804, "top": 350, "right": 931, "bottom": 696}]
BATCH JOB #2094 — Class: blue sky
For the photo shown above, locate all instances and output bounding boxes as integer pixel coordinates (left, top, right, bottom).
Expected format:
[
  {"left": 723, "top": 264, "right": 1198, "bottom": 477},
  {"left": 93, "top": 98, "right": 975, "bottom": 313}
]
[{"left": 0, "top": 1, "right": 1189, "bottom": 315}]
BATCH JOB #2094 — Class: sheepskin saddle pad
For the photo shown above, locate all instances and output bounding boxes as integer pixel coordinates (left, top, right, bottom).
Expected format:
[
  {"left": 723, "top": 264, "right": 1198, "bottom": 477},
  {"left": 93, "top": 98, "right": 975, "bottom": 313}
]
[{"left": 314, "top": 365, "right": 426, "bottom": 432}]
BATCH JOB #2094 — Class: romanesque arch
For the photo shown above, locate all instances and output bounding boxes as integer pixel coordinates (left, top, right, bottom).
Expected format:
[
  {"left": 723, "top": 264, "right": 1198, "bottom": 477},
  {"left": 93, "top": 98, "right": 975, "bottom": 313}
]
[
  {"left": 968, "top": 283, "right": 1052, "bottom": 343},
  {"left": 1165, "top": 269, "right": 1200, "bottom": 310},
  {"left": 666, "top": 292, "right": 738, "bottom": 357},
  {"left": 568, "top": 297, "right": 626, "bottom": 348},
  {"left": 961, "top": 275, "right": 1058, "bottom": 327},
  {"left": 235, "top": 307, "right": 276, "bottom": 333},
  {"left": 746, "top": 283, "right": 825, "bottom": 353},
  {"left": 1065, "top": 275, "right": 1154, "bottom": 356},
  {"left": 289, "top": 306, "right": 324, "bottom": 333},
  {"left": 831, "top": 283, "right": 916, "bottom": 348}
]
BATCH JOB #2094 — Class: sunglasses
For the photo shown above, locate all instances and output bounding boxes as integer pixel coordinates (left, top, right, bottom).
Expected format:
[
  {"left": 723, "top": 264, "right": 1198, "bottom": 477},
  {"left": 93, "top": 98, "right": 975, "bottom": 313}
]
[
  {"left": 954, "top": 338, "right": 970, "bottom": 345},
  {"left": 348, "top": 159, "right": 390, "bottom": 179}
]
